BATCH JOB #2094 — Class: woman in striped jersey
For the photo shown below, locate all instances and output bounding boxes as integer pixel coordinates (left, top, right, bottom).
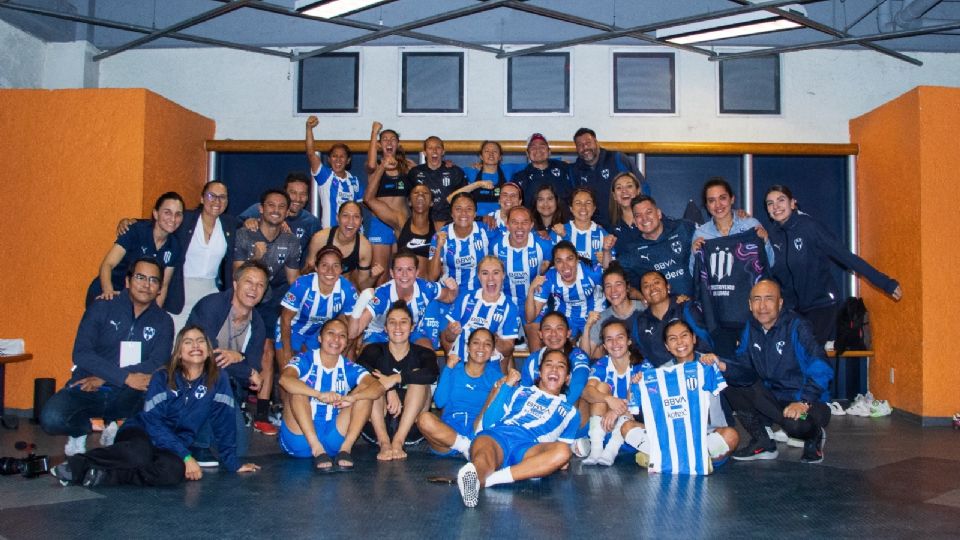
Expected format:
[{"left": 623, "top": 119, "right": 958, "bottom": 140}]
[
  {"left": 526, "top": 241, "right": 605, "bottom": 338},
  {"left": 427, "top": 193, "right": 492, "bottom": 288},
  {"left": 554, "top": 188, "right": 611, "bottom": 266},
  {"left": 305, "top": 116, "right": 362, "bottom": 229}
]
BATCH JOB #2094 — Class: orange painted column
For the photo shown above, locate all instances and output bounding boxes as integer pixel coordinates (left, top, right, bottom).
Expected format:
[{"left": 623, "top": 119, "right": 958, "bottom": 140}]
[
  {"left": 0, "top": 89, "right": 213, "bottom": 410},
  {"left": 850, "top": 86, "right": 960, "bottom": 421}
]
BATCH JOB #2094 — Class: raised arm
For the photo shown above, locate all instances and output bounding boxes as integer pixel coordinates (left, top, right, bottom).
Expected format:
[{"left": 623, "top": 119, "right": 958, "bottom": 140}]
[
  {"left": 526, "top": 275, "right": 548, "bottom": 324},
  {"left": 365, "top": 121, "right": 383, "bottom": 174},
  {"left": 363, "top": 158, "right": 403, "bottom": 230},
  {"left": 305, "top": 116, "right": 322, "bottom": 176}
]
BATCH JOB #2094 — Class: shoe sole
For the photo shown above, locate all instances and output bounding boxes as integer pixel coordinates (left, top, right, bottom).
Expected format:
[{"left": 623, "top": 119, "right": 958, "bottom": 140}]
[
  {"left": 196, "top": 461, "right": 220, "bottom": 468},
  {"left": 253, "top": 427, "right": 279, "bottom": 436},
  {"left": 801, "top": 429, "right": 827, "bottom": 464},
  {"left": 457, "top": 463, "right": 480, "bottom": 508},
  {"left": 732, "top": 449, "right": 779, "bottom": 461}
]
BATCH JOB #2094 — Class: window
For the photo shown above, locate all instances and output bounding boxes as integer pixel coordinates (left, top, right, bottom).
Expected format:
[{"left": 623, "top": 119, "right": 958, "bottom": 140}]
[
  {"left": 507, "top": 52, "right": 570, "bottom": 114},
  {"left": 298, "top": 52, "right": 360, "bottom": 113},
  {"left": 719, "top": 54, "right": 780, "bottom": 115},
  {"left": 401, "top": 51, "right": 464, "bottom": 114},
  {"left": 612, "top": 52, "right": 675, "bottom": 114}
]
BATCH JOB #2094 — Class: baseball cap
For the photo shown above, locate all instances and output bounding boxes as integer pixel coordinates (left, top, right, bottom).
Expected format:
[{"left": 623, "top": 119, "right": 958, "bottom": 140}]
[{"left": 526, "top": 133, "right": 548, "bottom": 148}]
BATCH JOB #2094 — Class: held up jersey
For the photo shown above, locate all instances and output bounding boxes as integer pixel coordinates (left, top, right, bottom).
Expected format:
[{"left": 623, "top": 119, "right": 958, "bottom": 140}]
[{"left": 692, "top": 229, "right": 770, "bottom": 328}]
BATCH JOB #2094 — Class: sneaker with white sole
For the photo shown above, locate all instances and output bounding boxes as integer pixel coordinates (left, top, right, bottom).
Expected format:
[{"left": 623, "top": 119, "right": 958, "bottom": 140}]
[
  {"left": 829, "top": 402, "right": 846, "bottom": 416},
  {"left": 100, "top": 421, "right": 119, "bottom": 446},
  {"left": 457, "top": 463, "right": 480, "bottom": 508},
  {"left": 732, "top": 439, "right": 779, "bottom": 461},
  {"left": 50, "top": 462, "right": 76, "bottom": 486},
  {"left": 65, "top": 435, "right": 87, "bottom": 457},
  {"left": 846, "top": 397, "right": 872, "bottom": 417},
  {"left": 800, "top": 428, "right": 827, "bottom": 464},
  {"left": 870, "top": 400, "right": 893, "bottom": 417}
]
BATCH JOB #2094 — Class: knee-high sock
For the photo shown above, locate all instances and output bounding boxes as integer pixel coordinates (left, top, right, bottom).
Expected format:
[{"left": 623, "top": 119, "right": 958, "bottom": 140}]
[{"left": 599, "top": 416, "right": 628, "bottom": 466}]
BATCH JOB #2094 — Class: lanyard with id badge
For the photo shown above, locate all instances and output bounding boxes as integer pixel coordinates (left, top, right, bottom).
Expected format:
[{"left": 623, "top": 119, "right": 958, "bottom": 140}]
[{"left": 120, "top": 323, "right": 142, "bottom": 369}]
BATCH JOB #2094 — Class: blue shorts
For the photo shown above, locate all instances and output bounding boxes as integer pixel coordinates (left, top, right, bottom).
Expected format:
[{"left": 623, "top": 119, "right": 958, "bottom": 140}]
[
  {"left": 477, "top": 425, "right": 538, "bottom": 467},
  {"left": 442, "top": 410, "right": 478, "bottom": 438},
  {"left": 367, "top": 216, "right": 396, "bottom": 245},
  {"left": 274, "top": 331, "right": 317, "bottom": 352},
  {"left": 279, "top": 420, "right": 345, "bottom": 458}
]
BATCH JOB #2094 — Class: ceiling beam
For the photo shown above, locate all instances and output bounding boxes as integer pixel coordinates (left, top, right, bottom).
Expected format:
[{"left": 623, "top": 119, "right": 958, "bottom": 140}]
[
  {"left": 501, "top": 1, "right": 714, "bottom": 58},
  {"left": 728, "top": 0, "right": 922, "bottom": 66},
  {"left": 497, "top": 0, "right": 815, "bottom": 58},
  {"left": 711, "top": 20, "right": 960, "bottom": 61},
  {"left": 210, "top": 0, "right": 503, "bottom": 56},
  {"left": 0, "top": 1, "right": 291, "bottom": 58},
  {"left": 293, "top": 0, "right": 512, "bottom": 61},
  {"left": 93, "top": 0, "right": 257, "bottom": 61}
]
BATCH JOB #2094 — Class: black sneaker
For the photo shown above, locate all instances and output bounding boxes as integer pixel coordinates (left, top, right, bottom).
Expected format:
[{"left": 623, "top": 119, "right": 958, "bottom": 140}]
[
  {"left": 800, "top": 428, "right": 826, "bottom": 464},
  {"left": 731, "top": 439, "right": 779, "bottom": 461},
  {"left": 50, "top": 462, "right": 75, "bottom": 486},
  {"left": 190, "top": 447, "right": 219, "bottom": 468},
  {"left": 81, "top": 468, "right": 108, "bottom": 487}
]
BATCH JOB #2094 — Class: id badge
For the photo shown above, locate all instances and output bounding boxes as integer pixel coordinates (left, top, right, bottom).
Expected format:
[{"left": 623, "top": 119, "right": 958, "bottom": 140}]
[{"left": 120, "top": 341, "right": 142, "bottom": 368}]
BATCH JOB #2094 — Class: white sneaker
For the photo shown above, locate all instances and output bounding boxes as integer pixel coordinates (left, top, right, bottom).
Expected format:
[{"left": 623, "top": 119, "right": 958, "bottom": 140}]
[
  {"left": 786, "top": 437, "right": 805, "bottom": 448},
  {"left": 457, "top": 463, "right": 480, "bottom": 508},
  {"left": 846, "top": 400, "right": 872, "bottom": 417},
  {"left": 65, "top": 435, "right": 87, "bottom": 457},
  {"left": 571, "top": 437, "right": 591, "bottom": 459},
  {"left": 829, "top": 402, "right": 847, "bottom": 416},
  {"left": 870, "top": 400, "right": 893, "bottom": 417},
  {"left": 100, "top": 421, "right": 119, "bottom": 446},
  {"left": 766, "top": 427, "right": 789, "bottom": 444}
]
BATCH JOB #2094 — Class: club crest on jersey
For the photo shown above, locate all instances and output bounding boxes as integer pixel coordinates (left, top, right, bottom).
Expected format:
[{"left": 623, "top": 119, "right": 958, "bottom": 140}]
[
  {"left": 709, "top": 248, "right": 734, "bottom": 281},
  {"left": 776, "top": 341, "right": 785, "bottom": 355},
  {"left": 601, "top": 169, "right": 610, "bottom": 180},
  {"left": 552, "top": 168, "right": 561, "bottom": 177},
  {"left": 591, "top": 238, "right": 602, "bottom": 250},
  {"left": 442, "top": 174, "right": 451, "bottom": 187},
  {"left": 794, "top": 238, "right": 803, "bottom": 251},
  {"left": 163, "top": 251, "right": 172, "bottom": 264},
  {"left": 143, "top": 326, "right": 156, "bottom": 341},
  {"left": 671, "top": 241, "right": 682, "bottom": 255},
  {"left": 686, "top": 377, "right": 698, "bottom": 391},
  {"left": 194, "top": 384, "right": 207, "bottom": 400},
  {"left": 278, "top": 253, "right": 287, "bottom": 265},
  {"left": 492, "top": 311, "right": 505, "bottom": 323},
  {"left": 296, "top": 227, "right": 305, "bottom": 238}
]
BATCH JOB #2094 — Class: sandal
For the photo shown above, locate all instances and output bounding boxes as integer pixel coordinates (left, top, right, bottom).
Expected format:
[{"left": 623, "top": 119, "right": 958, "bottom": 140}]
[
  {"left": 335, "top": 451, "right": 354, "bottom": 472},
  {"left": 314, "top": 454, "right": 334, "bottom": 473}
]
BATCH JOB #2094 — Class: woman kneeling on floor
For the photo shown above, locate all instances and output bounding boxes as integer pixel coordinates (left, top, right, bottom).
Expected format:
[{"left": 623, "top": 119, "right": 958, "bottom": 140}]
[
  {"left": 51, "top": 326, "right": 259, "bottom": 487},
  {"left": 279, "top": 319, "right": 386, "bottom": 472}
]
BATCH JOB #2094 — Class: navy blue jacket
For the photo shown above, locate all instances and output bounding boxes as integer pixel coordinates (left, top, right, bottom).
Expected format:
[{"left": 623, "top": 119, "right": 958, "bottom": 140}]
[
  {"left": 71, "top": 293, "right": 174, "bottom": 387},
  {"left": 165, "top": 209, "right": 240, "bottom": 315},
  {"left": 185, "top": 290, "right": 265, "bottom": 384},
  {"left": 728, "top": 310, "right": 834, "bottom": 403},
  {"left": 769, "top": 212, "right": 898, "bottom": 311},
  {"left": 124, "top": 369, "right": 240, "bottom": 472},
  {"left": 620, "top": 218, "right": 696, "bottom": 297},
  {"left": 632, "top": 298, "right": 713, "bottom": 368},
  {"left": 511, "top": 159, "right": 574, "bottom": 209},
  {"left": 570, "top": 149, "right": 647, "bottom": 229}
]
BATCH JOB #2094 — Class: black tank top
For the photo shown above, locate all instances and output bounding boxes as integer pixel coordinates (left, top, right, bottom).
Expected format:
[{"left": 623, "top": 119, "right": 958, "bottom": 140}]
[
  {"left": 397, "top": 218, "right": 435, "bottom": 258},
  {"left": 324, "top": 227, "right": 362, "bottom": 274},
  {"left": 376, "top": 171, "right": 411, "bottom": 198}
]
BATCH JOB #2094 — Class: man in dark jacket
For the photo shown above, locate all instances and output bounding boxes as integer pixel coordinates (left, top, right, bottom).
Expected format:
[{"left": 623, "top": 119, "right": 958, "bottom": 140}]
[
  {"left": 570, "top": 127, "right": 648, "bottom": 229},
  {"left": 511, "top": 133, "right": 574, "bottom": 210},
  {"left": 41, "top": 257, "right": 174, "bottom": 457},
  {"left": 720, "top": 279, "right": 833, "bottom": 464}
]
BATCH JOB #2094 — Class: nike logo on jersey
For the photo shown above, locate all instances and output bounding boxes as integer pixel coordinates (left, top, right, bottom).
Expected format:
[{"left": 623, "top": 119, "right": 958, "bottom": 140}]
[{"left": 406, "top": 239, "right": 428, "bottom": 249}]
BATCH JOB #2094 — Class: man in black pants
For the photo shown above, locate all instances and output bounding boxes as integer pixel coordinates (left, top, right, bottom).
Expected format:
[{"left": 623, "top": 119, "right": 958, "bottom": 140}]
[{"left": 719, "top": 279, "right": 833, "bottom": 464}]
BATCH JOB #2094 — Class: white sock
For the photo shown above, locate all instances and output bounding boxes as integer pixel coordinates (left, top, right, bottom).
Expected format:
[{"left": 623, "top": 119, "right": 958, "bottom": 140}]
[
  {"left": 484, "top": 466, "right": 514, "bottom": 488},
  {"left": 706, "top": 431, "right": 730, "bottom": 459},
  {"left": 624, "top": 427, "right": 647, "bottom": 452},
  {"left": 584, "top": 416, "right": 604, "bottom": 463},
  {"left": 451, "top": 435, "right": 471, "bottom": 456},
  {"left": 599, "top": 417, "right": 628, "bottom": 466}
]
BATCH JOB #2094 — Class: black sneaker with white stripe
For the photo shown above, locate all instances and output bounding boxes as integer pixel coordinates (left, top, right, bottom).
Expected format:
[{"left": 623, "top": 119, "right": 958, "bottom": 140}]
[
  {"left": 800, "top": 427, "right": 827, "bottom": 464},
  {"left": 731, "top": 439, "right": 779, "bottom": 461}
]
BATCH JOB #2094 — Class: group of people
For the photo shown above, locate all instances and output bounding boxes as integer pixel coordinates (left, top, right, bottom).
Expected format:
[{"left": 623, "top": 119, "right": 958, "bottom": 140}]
[{"left": 42, "top": 122, "right": 902, "bottom": 509}]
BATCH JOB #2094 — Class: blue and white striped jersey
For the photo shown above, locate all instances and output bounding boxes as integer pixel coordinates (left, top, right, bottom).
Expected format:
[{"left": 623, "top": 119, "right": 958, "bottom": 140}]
[
  {"left": 638, "top": 359, "right": 726, "bottom": 475},
  {"left": 519, "top": 346, "right": 592, "bottom": 403},
  {"left": 533, "top": 262, "right": 605, "bottom": 334},
  {"left": 486, "top": 385, "right": 581, "bottom": 444},
  {"left": 364, "top": 278, "right": 441, "bottom": 342},
  {"left": 429, "top": 223, "right": 491, "bottom": 288},
  {"left": 446, "top": 289, "right": 521, "bottom": 357},
  {"left": 312, "top": 164, "right": 363, "bottom": 229},
  {"left": 278, "top": 274, "right": 357, "bottom": 346},
  {"left": 491, "top": 232, "right": 552, "bottom": 306},
  {"left": 563, "top": 221, "right": 607, "bottom": 265},
  {"left": 287, "top": 351, "right": 369, "bottom": 423},
  {"left": 589, "top": 356, "right": 644, "bottom": 414}
]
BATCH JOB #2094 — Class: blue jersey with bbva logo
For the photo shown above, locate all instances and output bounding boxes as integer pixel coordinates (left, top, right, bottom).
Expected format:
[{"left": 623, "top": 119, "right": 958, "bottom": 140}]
[
  {"left": 430, "top": 222, "right": 491, "bottom": 289},
  {"left": 482, "top": 385, "right": 580, "bottom": 444},
  {"left": 364, "top": 278, "right": 441, "bottom": 342},
  {"left": 287, "top": 351, "right": 369, "bottom": 423},
  {"left": 589, "top": 356, "right": 644, "bottom": 414},
  {"left": 312, "top": 164, "right": 363, "bottom": 229},
  {"left": 533, "top": 262, "right": 605, "bottom": 334},
  {"left": 446, "top": 290, "right": 521, "bottom": 357},
  {"left": 278, "top": 274, "right": 358, "bottom": 348},
  {"left": 639, "top": 360, "right": 726, "bottom": 476},
  {"left": 519, "top": 346, "right": 591, "bottom": 403},
  {"left": 563, "top": 221, "right": 607, "bottom": 265},
  {"left": 492, "top": 232, "right": 552, "bottom": 306}
]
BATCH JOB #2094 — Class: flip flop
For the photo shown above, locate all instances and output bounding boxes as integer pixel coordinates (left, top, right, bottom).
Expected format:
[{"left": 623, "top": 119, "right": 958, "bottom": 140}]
[
  {"left": 314, "top": 454, "right": 334, "bottom": 473},
  {"left": 335, "top": 451, "right": 354, "bottom": 472}
]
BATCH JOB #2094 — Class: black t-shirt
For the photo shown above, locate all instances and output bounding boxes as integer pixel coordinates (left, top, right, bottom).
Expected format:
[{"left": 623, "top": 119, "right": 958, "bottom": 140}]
[
  {"left": 407, "top": 164, "right": 466, "bottom": 224},
  {"left": 357, "top": 342, "right": 439, "bottom": 387}
]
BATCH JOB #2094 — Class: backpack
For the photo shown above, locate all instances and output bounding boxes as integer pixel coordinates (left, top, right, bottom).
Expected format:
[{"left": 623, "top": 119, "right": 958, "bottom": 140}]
[{"left": 835, "top": 297, "right": 870, "bottom": 355}]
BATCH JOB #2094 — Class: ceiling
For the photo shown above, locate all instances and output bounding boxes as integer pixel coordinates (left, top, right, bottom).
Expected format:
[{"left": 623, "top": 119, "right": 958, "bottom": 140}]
[{"left": 3, "top": 0, "right": 960, "bottom": 66}]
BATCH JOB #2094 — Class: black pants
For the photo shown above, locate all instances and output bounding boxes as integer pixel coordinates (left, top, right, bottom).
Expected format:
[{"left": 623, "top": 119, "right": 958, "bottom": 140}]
[
  {"left": 798, "top": 303, "right": 840, "bottom": 347},
  {"left": 725, "top": 382, "right": 830, "bottom": 442},
  {"left": 68, "top": 427, "right": 185, "bottom": 487}
]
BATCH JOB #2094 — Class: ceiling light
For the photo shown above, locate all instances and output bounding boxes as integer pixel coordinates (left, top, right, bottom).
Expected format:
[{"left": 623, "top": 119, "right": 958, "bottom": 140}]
[
  {"left": 656, "top": 4, "right": 806, "bottom": 45},
  {"left": 295, "top": 0, "right": 393, "bottom": 19}
]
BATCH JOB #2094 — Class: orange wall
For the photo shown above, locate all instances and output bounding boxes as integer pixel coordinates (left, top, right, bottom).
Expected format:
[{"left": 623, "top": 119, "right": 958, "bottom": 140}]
[
  {"left": 850, "top": 86, "right": 960, "bottom": 419},
  {"left": 0, "top": 89, "right": 213, "bottom": 409}
]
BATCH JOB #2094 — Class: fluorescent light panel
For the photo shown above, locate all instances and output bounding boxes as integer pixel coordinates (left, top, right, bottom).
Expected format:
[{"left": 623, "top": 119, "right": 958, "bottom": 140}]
[
  {"left": 656, "top": 4, "right": 806, "bottom": 45},
  {"left": 296, "top": 0, "right": 391, "bottom": 18}
]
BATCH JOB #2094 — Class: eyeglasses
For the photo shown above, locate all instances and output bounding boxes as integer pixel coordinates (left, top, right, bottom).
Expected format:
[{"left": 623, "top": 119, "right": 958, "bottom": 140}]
[
  {"left": 133, "top": 273, "right": 161, "bottom": 286},
  {"left": 204, "top": 193, "right": 228, "bottom": 202}
]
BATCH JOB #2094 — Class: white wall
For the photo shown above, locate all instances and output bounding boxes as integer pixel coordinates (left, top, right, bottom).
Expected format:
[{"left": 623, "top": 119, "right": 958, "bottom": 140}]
[
  {"left": 43, "top": 41, "right": 100, "bottom": 89},
  {"left": 50, "top": 42, "right": 960, "bottom": 143},
  {"left": 0, "top": 19, "right": 46, "bottom": 88}
]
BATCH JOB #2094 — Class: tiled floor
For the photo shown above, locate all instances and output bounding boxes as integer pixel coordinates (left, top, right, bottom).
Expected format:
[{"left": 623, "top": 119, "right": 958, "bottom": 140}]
[{"left": 0, "top": 414, "right": 957, "bottom": 539}]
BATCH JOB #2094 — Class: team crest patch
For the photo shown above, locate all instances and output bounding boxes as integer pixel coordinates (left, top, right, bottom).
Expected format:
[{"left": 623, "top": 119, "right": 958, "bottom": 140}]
[
  {"left": 671, "top": 240, "right": 682, "bottom": 255},
  {"left": 776, "top": 341, "right": 785, "bottom": 355},
  {"left": 794, "top": 238, "right": 803, "bottom": 251},
  {"left": 296, "top": 227, "right": 305, "bottom": 238},
  {"left": 163, "top": 251, "right": 172, "bottom": 264},
  {"left": 284, "top": 291, "right": 297, "bottom": 304},
  {"left": 278, "top": 253, "right": 287, "bottom": 265},
  {"left": 602, "top": 169, "right": 610, "bottom": 180},
  {"left": 194, "top": 384, "right": 207, "bottom": 400},
  {"left": 143, "top": 327, "right": 156, "bottom": 341},
  {"left": 552, "top": 168, "right": 561, "bottom": 177}
]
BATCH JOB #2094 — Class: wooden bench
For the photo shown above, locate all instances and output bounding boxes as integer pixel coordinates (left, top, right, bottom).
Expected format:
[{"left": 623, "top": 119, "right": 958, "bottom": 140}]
[{"left": 0, "top": 354, "right": 33, "bottom": 429}]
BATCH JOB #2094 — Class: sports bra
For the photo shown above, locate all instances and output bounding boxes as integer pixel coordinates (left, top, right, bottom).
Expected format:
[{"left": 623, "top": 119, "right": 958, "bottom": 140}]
[
  {"left": 397, "top": 218, "right": 435, "bottom": 259},
  {"left": 376, "top": 170, "right": 411, "bottom": 198},
  {"left": 324, "top": 226, "right": 365, "bottom": 274}
]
